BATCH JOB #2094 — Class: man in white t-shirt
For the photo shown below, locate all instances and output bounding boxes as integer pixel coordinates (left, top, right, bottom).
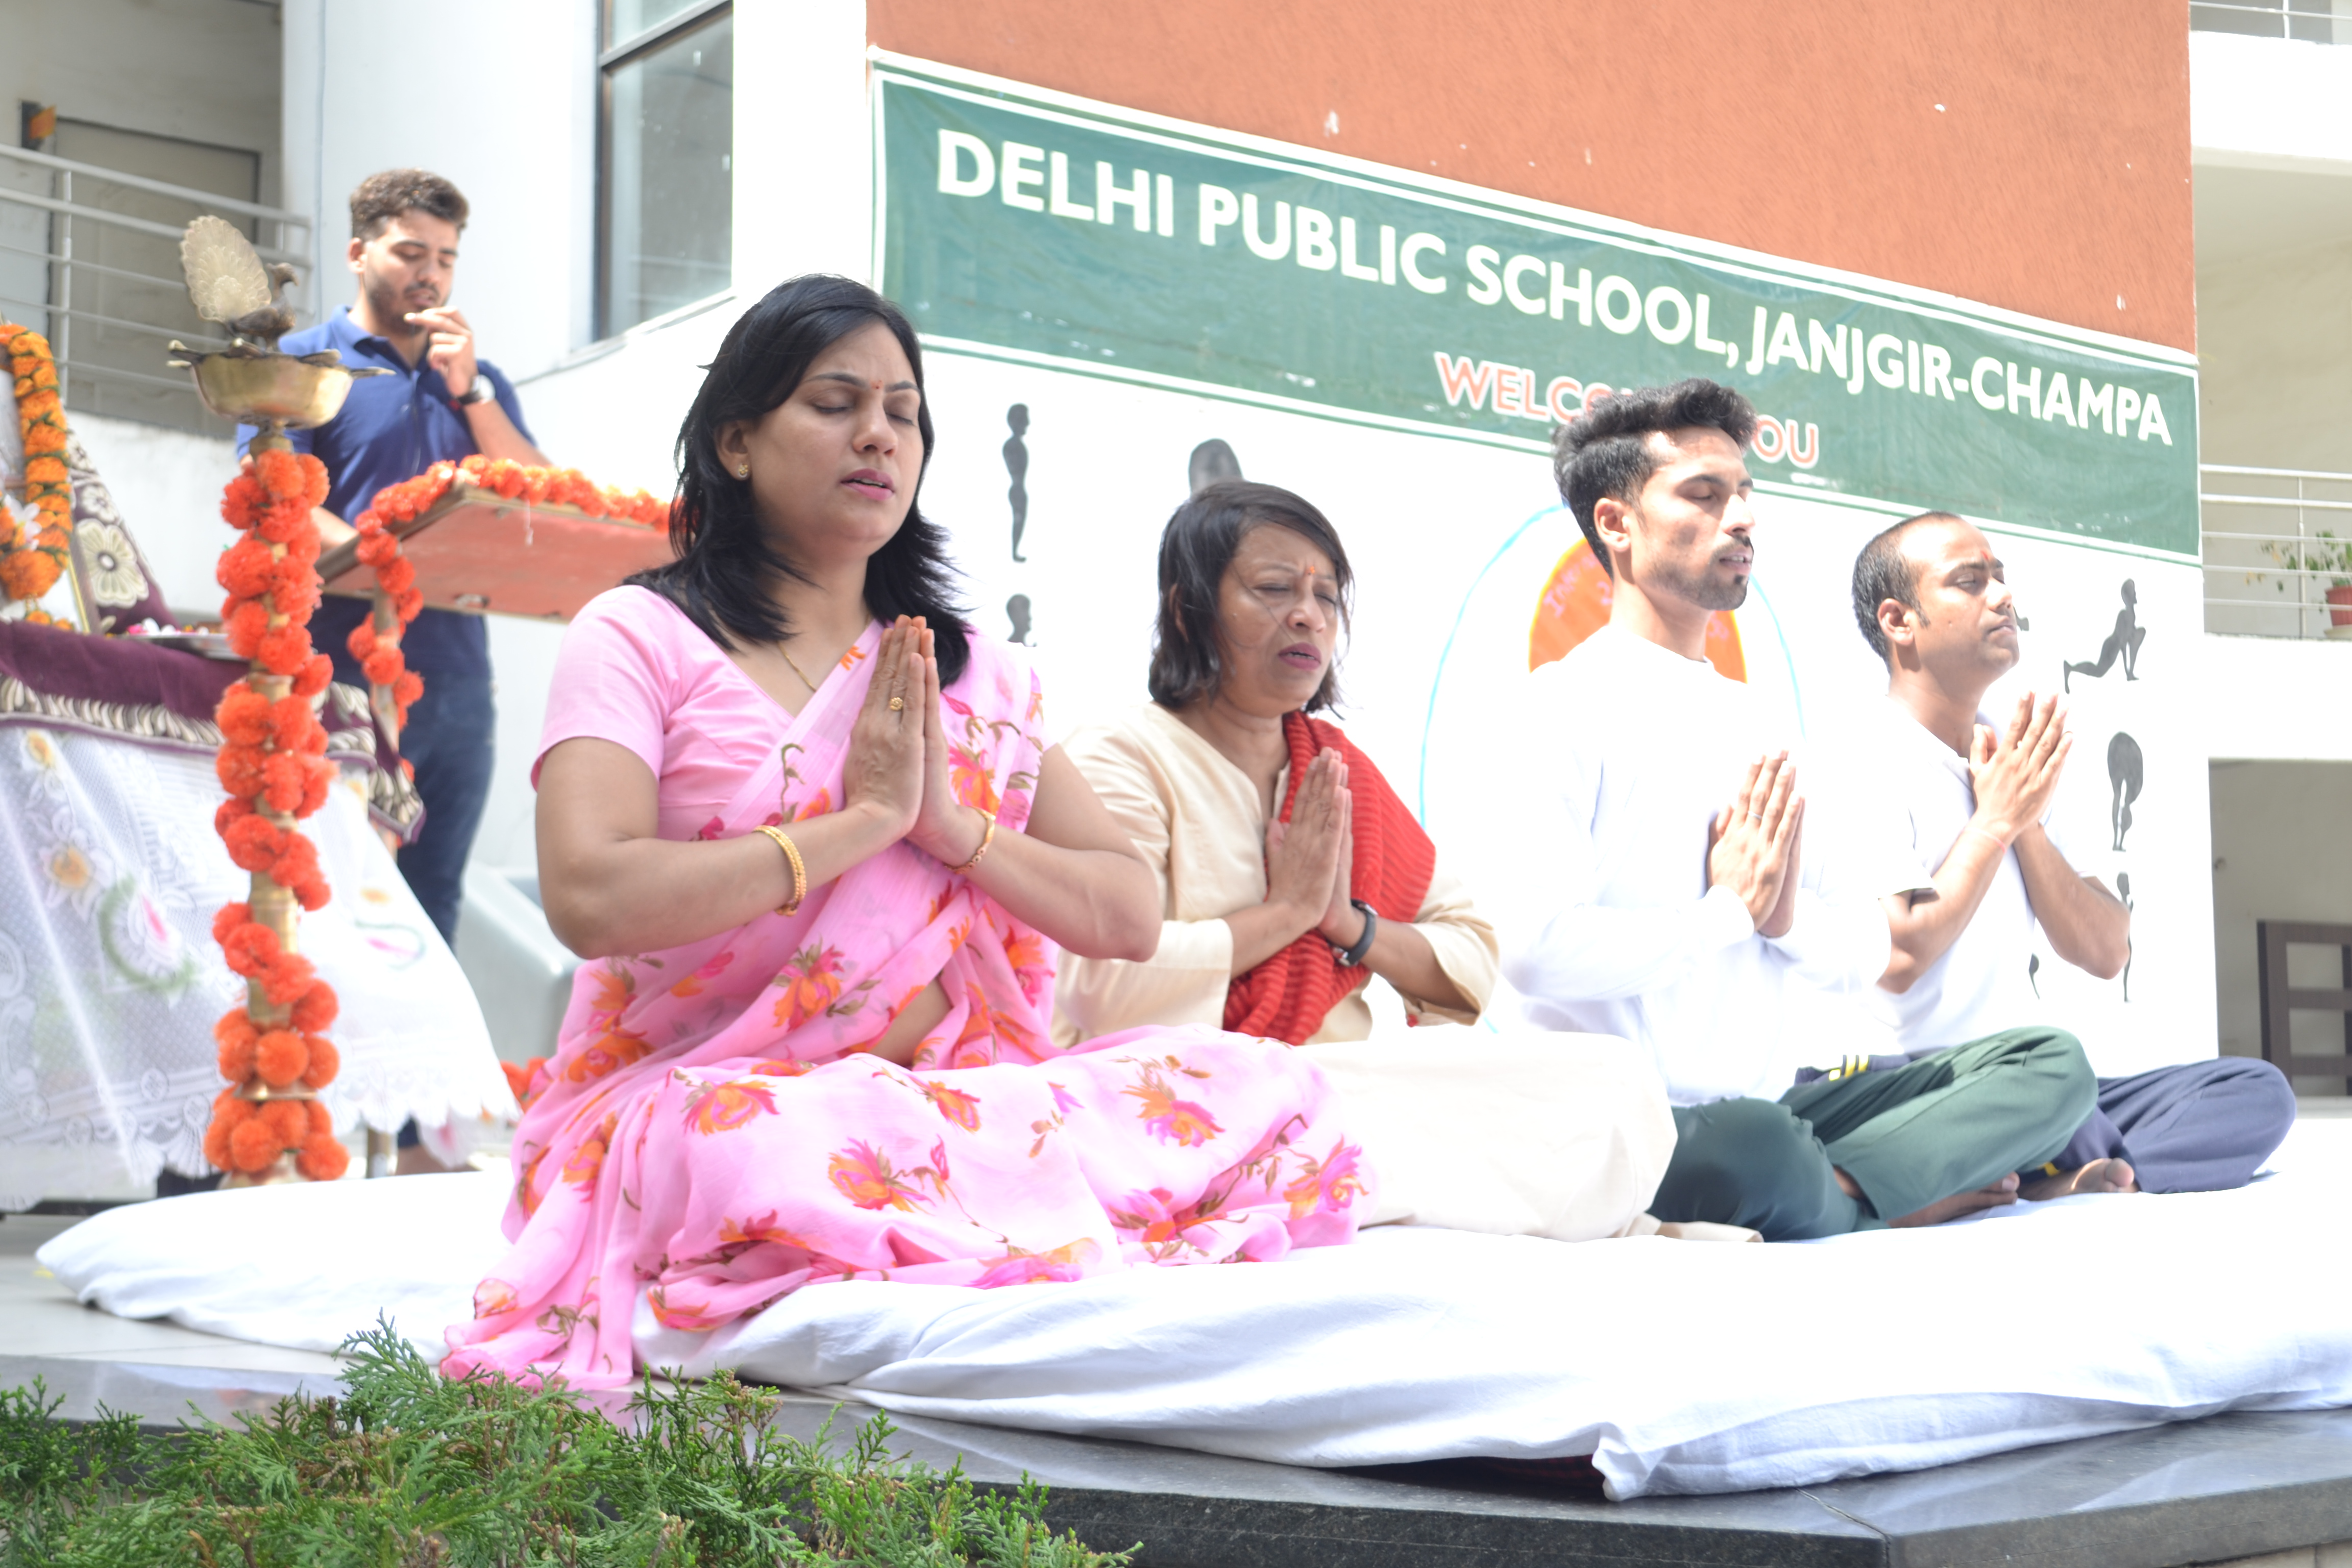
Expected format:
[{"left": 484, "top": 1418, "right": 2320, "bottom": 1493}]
[
  {"left": 1497, "top": 380, "right": 2096, "bottom": 1240},
  {"left": 1823, "top": 512, "right": 2292, "bottom": 1194}
]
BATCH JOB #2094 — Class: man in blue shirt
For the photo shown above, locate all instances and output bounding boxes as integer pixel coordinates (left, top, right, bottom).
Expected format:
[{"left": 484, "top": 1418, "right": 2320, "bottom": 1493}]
[{"left": 239, "top": 168, "right": 548, "bottom": 949}]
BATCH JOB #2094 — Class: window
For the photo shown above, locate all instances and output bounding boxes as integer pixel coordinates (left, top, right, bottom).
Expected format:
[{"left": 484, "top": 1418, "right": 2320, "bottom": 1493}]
[
  {"left": 598, "top": 0, "right": 732, "bottom": 337},
  {"left": 2189, "top": 0, "right": 2352, "bottom": 43}
]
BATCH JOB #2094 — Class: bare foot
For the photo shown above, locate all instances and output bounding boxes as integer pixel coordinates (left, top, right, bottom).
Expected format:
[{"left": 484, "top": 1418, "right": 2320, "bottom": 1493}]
[
  {"left": 1889, "top": 1174, "right": 2021, "bottom": 1228},
  {"left": 1834, "top": 1166, "right": 2023, "bottom": 1228},
  {"left": 2019, "top": 1157, "right": 2137, "bottom": 1202}
]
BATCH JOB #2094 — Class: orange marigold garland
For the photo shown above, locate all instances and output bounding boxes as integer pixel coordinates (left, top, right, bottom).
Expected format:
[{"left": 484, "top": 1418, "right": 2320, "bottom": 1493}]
[
  {"left": 1, "top": 323, "right": 74, "bottom": 614},
  {"left": 202, "top": 446, "right": 349, "bottom": 1183},
  {"left": 345, "top": 455, "right": 666, "bottom": 730}
]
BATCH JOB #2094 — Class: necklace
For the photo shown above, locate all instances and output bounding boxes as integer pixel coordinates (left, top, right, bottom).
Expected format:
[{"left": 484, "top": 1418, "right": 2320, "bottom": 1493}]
[{"left": 777, "top": 642, "right": 822, "bottom": 693}]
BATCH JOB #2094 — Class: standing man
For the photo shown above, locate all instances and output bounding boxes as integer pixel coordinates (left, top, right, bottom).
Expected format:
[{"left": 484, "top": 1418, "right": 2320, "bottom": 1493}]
[
  {"left": 239, "top": 168, "right": 549, "bottom": 947},
  {"left": 1828, "top": 512, "right": 2293, "bottom": 1193},
  {"left": 1496, "top": 379, "right": 2096, "bottom": 1240}
]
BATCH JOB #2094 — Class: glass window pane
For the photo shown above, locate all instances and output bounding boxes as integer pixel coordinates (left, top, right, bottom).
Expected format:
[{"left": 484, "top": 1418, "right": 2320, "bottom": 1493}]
[
  {"left": 608, "top": 0, "right": 710, "bottom": 48},
  {"left": 2190, "top": 2, "right": 2288, "bottom": 36},
  {"left": 603, "top": 12, "right": 732, "bottom": 336}
]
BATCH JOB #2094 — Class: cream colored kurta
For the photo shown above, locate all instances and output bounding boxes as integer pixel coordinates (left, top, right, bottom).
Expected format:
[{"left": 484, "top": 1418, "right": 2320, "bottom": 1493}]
[
  {"left": 1054, "top": 702, "right": 1498, "bottom": 1048},
  {"left": 1053, "top": 702, "right": 1705, "bottom": 1245}
]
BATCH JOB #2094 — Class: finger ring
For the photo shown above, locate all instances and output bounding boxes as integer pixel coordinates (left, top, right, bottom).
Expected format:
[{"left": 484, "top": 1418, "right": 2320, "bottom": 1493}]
[
  {"left": 888, "top": 696, "right": 905, "bottom": 711},
  {"left": 1747, "top": 811, "right": 1765, "bottom": 821}
]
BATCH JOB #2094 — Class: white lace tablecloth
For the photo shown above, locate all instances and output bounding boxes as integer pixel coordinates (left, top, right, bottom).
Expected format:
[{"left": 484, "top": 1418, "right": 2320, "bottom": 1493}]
[{"left": 0, "top": 723, "right": 512, "bottom": 1208}]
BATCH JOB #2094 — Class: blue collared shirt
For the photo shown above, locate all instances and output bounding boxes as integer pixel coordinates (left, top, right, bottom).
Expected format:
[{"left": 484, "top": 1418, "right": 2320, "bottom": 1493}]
[{"left": 236, "top": 306, "right": 534, "bottom": 682}]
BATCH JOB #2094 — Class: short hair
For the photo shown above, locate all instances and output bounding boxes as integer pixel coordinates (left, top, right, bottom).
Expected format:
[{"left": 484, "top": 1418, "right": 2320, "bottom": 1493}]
[
  {"left": 350, "top": 169, "right": 469, "bottom": 240},
  {"left": 1851, "top": 511, "right": 1961, "bottom": 661},
  {"left": 1148, "top": 479, "right": 1353, "bottom": 715},
  {"left": 1552, "top": 379, "right": 1756, "bottom": 578}
]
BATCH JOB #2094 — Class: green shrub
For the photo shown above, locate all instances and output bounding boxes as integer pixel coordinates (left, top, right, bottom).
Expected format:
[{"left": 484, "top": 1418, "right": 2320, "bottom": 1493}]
[{"left": 0, "top": 1322, "right": 1135, "bottom": 1567}]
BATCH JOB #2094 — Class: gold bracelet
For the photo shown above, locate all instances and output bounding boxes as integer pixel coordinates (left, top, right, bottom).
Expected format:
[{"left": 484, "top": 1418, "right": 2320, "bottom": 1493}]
[
  {"left": 755, "top": 824, "right": 806, "bottom": 916},
  {"left": 949, "top": 809, "right": 996, "bottom": 874}
]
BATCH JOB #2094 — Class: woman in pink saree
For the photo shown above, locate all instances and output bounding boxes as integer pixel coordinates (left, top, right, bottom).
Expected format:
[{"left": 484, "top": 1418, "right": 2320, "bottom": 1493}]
[{"left": 445, "top": 278, "right": 1366, "bottom": 1387}]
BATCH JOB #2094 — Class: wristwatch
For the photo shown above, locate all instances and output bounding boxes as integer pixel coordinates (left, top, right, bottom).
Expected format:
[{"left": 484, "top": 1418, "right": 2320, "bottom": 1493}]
[
  {"left": 450, "top": 375, "right": 496, "bottom": 408},
  {"left": 1333, "top": 899, "right": 1378, "bottom": 967}
]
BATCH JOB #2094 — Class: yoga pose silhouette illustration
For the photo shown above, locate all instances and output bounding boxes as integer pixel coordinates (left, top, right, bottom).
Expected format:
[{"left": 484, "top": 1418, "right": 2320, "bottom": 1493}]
[
  {"left": 2108, "top": 731, "right": 2143, "bottom": 852},
  {"left": 2065, "top": 580, "right": 2144, "bottom": 692},
  {"left": 2117, "top": 871, "right": 2134, "bottom": 1002},
  {"left": 1004, "top": 404, "right": 1030, "bottom": 562}
]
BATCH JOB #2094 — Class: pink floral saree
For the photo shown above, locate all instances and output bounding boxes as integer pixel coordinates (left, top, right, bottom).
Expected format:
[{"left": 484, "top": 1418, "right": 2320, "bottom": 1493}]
[{"left": 445, "top": 621, "right": 1367, "bottom": 1387}]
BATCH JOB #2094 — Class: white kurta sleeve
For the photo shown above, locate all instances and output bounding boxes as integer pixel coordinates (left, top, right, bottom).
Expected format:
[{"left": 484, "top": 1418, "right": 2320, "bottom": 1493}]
[
  {"left": 1765, "top": 748, "right": 1901, "bottom": 991},
  {"left": 1051, "top": 725, "right": 1237, "bottom": 1045},
  {"left": 1397, "top": 856, "right": 1498, "bottom": 1024}
]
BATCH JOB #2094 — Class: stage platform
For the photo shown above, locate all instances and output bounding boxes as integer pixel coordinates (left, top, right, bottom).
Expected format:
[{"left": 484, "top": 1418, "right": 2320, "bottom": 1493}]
[
  {"left": 8, "top": 1163, "right": 2351, "bottom": 1568},
  {"left": 2, "top": 1349, "right": 2347, "bottom": 1568}
]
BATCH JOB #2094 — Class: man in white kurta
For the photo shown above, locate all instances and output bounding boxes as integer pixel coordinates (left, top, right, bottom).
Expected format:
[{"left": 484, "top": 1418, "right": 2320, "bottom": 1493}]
[
  {"left": 1497, "top": 379, "right": 2095, "bottom": 1239},
  {"left": 1818, "top": 512, "right": 2292, "bottom": 1194}
]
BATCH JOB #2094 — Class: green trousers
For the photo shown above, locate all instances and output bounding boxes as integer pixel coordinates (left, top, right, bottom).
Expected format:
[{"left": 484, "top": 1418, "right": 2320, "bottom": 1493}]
[{"left": 1650, "top": 1027, "right": 2096, "bottom": 1241}]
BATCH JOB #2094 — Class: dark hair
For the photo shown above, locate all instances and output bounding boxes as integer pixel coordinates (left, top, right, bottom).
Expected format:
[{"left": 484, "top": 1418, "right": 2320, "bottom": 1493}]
[
  {"left": 1148, "top": 479, "right": 1352, "bottom": 714},
  {"left": 628, "top": 275, "right": 971, "bottom": 685},
  {"left": 349, "top": 169, "right": 469, "bottom": 239},
  {"left": 1851, "top": 511, "right": 1958, "bottom": 661},
  {"left": 1552, "top": 378, "right": 1757, "bottom": 578}
]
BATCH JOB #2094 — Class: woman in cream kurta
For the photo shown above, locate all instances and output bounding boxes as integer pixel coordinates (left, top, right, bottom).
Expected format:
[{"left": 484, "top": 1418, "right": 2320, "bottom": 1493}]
[
  {"left": 1054, "top": 699, "right": 1497, "bottom": 1046},
  {"left": 1055, "top": 481, "right": 1681, "bottom": 1243}
]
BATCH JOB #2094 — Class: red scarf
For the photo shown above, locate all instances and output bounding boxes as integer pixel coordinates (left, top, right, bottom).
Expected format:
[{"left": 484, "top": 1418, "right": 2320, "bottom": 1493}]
[{"left": 1222, "top": 711, "right": 1437, "bottom": 1046}]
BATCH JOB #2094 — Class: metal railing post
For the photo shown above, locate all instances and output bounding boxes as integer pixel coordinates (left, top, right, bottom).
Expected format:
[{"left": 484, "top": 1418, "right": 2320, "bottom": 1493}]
[{"left": 54, "top": 167, "right": 70, "bottom": 406}]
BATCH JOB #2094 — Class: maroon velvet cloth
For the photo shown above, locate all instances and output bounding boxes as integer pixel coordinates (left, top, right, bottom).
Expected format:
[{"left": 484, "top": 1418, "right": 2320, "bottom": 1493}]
[
  {"left": 0, "top": 617, "right": 241, "bottom": 718},
  {"left": 0, "top": 619, "right": 407, "bottom": 808}
]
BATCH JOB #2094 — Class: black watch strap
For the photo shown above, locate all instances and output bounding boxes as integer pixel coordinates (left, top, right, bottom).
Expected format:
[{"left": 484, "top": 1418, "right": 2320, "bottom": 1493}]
[
  {"left": 1335, "top": 898, "right": 1377, "bottom": 967},
  {"left": 452, "top": 376, "right": 496, "bottom": 408}
]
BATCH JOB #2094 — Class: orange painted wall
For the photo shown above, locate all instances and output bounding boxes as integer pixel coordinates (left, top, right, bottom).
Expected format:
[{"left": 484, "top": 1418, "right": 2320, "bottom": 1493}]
[{"left": 869, "top": 1, "right": 2196, "bottom": 353}]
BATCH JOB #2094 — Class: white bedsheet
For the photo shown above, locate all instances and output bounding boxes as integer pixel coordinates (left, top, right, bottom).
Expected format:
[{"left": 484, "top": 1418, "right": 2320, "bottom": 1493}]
[{"left": 39, "top": 1118, "right": 2352, "bottom": 1500}]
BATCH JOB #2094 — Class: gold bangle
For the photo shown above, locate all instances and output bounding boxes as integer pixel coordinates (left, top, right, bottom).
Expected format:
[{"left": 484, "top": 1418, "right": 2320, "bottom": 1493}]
[
  {"left": 755, "top": 824, "right": 806, "bottom": 915},
  {"left": 948, "top": 810, "right": 996, "bottom": 874}
]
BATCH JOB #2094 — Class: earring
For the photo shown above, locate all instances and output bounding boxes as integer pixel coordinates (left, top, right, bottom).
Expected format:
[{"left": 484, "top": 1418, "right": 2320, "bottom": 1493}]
[{"left": 736, "top": 464, "right": 750, "bottom": 479}]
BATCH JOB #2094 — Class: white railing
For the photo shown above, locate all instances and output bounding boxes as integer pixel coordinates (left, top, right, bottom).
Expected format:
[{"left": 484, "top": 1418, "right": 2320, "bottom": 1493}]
[
  {"left": 2202, "top": 463, "right": 2352, "bottom": 640},
  {"left": 0, "top": 144, "right": 312, "bottom": 436},
  {"left": 2191, "top": 0, "right": 2352, "bottom": 43}
]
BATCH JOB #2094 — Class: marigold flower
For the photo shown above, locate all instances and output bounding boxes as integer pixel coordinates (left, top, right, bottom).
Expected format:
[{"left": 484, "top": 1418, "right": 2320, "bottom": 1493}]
[
  {"left": 291, "top": 981, "right": 338, "bottom": 1033},
  {"left": 253, "top": 1029, "right": 309, "bottom": 1088},
  {"left": 228, "top": 1117, "right": 283, "bottom": 1172},
  {"left": 299, "top": 1034, "right": 339, "bottom": 1088},
  {"left": 297, "top": 1132, "right": 348, "bottom": 1182}
]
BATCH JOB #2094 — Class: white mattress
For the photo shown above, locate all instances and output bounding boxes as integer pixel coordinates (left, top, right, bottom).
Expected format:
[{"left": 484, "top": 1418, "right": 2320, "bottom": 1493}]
[{"left": 39, "top": 1117, "right": 2352, "bottom": 1501}]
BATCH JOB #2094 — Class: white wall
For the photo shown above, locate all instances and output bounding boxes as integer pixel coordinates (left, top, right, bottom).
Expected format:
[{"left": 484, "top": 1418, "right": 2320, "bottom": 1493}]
[
  {"left": 2196, "top": 227, "right": 2352, "bottom": 473},
  {"left": 67, "top": 412, "right": 234, "bottom": 617},
  {"left": 2192, "top": 29, "right": 2352, "bottom": 173},
  {"left": 280, "top": 0, "right": 595, "bottom": 381},
  {"left": 467, "top": 298, "right": 742, "bottom": 871},
  {"left": 2196, "top": 637, "right": 2352, "bottom": 762},
  {"left": 2210, "top": 760, "right": 2352, "bottom": 1090}
]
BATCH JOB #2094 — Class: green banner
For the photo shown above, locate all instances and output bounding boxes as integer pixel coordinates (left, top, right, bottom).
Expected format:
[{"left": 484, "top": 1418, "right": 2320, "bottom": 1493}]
[{"left": 875, "top": 60, "right": 2199, "bottom": 556}]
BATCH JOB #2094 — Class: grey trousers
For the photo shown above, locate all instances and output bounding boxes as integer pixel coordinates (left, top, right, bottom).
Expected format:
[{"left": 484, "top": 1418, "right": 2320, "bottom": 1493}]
[
  {"left": 2041, "top": 1057, "right": 2295, "bottom": 1192},
  {"left": 1650, "top": 1027, "right": 2096, "bottom": 1241}
]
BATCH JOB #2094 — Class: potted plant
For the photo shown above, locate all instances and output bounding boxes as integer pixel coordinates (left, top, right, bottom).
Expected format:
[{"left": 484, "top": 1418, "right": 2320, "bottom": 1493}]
[{"left": 2259, "top": 530, "right": 2352, "bottom": 635}]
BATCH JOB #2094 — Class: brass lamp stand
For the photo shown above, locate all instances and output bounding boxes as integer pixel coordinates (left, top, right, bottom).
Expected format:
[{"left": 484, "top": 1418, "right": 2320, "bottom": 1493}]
[{"left": 170, "top": 216, "right": 390, "bottom": 1185}]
